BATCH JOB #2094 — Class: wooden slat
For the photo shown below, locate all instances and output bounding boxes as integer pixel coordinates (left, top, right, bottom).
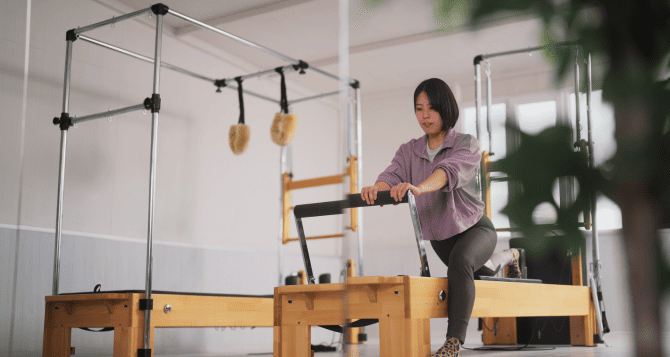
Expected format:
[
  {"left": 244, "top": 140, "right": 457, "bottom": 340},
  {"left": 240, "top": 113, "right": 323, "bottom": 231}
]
[
  {"left": 282, "top": 172, "right": 291, "bottom": 244},
  {"left": 288, "top": 174, "right": 346, "bottom": 190},
  {"left": 346, "top": 276, "right": 405, "bottom": 285},
  {"left": 45, "top": 293, "right": 131, "bottom": 302},
  {"left": 283, "top": 233, "right": 344, "bottom": 243},
  {"left": 473, "top": 280, "right": 590, "bottom": 317},
  {"left": 403, "top": 277, "right": 590, "bottom": 319},
  {"left": 151, "top": 294, "right": 273, "bottom": 327},
  {"left": 43, "top": 297, "right": 134, "bottom": 329}
]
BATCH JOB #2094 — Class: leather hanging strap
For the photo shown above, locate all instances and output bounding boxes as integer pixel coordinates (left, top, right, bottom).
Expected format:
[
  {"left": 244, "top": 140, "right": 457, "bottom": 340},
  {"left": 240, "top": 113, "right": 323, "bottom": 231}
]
[
  {"left": 275, "top": 67, "right": 289, "bottom": 114},
  {"left": 235, "top": 77, "right": 245, "bottom": 124}
]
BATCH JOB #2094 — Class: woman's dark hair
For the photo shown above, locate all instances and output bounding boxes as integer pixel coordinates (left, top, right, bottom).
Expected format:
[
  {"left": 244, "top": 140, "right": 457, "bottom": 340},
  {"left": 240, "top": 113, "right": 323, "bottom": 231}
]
[{"left": 414, "top": 78, "right": 459, "bottom": 131}]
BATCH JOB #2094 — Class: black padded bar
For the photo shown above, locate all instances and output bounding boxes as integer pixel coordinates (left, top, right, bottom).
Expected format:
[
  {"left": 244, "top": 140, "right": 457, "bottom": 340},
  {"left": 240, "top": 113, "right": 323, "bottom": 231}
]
[
  {"left": 345, "top": 191, "right": 408, "bottom": 208},
  {"left": 293, "top": 199, "right": 344, "bottom": 219},
  {"left": 293, "top": 191, "right": 409, "bottom": 219}
]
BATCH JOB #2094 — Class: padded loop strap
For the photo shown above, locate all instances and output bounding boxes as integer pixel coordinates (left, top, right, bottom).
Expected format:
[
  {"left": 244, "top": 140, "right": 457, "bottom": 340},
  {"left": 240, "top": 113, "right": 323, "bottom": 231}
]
[
  {"left": 235, "top": 77, "right": 245, "bottom": 124},
  {"left": 275, "top": 67, "right": 289, "bottom": 113}
]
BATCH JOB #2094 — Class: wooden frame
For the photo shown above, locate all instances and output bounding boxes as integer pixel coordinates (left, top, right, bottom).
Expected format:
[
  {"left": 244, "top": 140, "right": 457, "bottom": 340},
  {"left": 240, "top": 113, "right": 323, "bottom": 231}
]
[
  {"left": 273, "top": 276, "right": 598, "bottom": 357},
  {"left": 43, "top": 293, "right": 273, "bottom": 357},
  {"left": 282, "top": 155, "right": 358, "bottom": 244}
]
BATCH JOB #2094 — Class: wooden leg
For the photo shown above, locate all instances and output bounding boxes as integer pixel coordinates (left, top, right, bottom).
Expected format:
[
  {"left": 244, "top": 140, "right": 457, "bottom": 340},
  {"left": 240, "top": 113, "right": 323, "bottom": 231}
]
[
  {"left": 43, "top": 327, "right": 71, "bottom": 357},
  {"left": 379, "top": 318, "right": 430, "bottom": 357},
  {"left": 570, "top": 298, "right": 597, "bottom": 346},
  {"left": 114, "top": 327, "right": 152, "bottom": 357},
  {"left": 408, "top": 318, "right": 431, "bottom": 357},
  {"left": 275, "top": 325, "right": 311, "bottom": 357}
]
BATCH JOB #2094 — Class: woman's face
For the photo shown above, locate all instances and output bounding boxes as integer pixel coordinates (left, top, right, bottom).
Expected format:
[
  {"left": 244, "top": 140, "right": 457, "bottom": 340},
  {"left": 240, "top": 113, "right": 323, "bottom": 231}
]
[{"left": 415, "top": 91, "right": 443, "bottom": 135}]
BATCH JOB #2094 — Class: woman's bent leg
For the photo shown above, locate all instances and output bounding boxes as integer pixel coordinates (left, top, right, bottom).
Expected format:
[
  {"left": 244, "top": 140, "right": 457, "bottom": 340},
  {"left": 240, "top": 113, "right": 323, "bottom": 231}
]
[{"left": 431, "top": 217, "right": 497, "bottom": 342}]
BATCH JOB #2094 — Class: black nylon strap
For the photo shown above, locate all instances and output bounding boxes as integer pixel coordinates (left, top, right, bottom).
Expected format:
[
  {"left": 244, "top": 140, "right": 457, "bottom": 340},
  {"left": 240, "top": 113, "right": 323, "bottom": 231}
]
[
  {"left": 318, "top": 319, "right": 379, "bottom": 333},
  {"left": 275, "top": 67, "right": 289, "bottom": 113},
  {"left": 235, "top": 77, "right": 245, "bottom": 124}
]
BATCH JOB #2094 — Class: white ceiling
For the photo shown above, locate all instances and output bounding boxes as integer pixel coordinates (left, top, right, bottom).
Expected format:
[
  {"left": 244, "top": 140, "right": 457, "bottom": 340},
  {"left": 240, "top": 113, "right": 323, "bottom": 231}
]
[{"left": 106, "top": 0, "right": 552, "bottom": 98}]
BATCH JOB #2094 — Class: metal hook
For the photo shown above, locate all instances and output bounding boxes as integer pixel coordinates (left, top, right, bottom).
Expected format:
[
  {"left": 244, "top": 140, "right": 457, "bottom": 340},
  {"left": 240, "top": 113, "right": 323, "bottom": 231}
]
[
  {"left": 107, "top": 108, "right": 112, "bottom": 122},
  {"left": 111, "top": 15, "right": 115, "bottom": 28},
  {"left": 485, "top": 60, "right": 491, "bottom": 76}
]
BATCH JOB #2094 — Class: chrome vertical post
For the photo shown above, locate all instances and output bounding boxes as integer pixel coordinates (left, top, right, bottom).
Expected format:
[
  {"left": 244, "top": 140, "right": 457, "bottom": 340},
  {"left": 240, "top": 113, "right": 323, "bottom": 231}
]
[
  {"left": 485, "top": 60, "right": 493, "bottom": 154},
  {"left": 278, "top": 146, "right": 287, "bottom": 286},
  {"left": 53, "top": 39, "right": 74, "bottom": 296},
  {"left": 475, "top": 63, "right": 482, "bottom": 141},
  {"left": 143, "top": 11, "right": 163, "bottom": 351},
  {"left": 586, "top": 53, "right": 599, "bottom": 271},
  {"left": 474, "top": 62, "right": 482, "bottom": 198},
  {"left": 574, "top": 48, "right": 582, "bottom": 143},
  {"left": 586, "top": 53, "right": 607, "bottom": 337},
  {"left": 354, "top": 85, "right": 364, "bottom": 278}
]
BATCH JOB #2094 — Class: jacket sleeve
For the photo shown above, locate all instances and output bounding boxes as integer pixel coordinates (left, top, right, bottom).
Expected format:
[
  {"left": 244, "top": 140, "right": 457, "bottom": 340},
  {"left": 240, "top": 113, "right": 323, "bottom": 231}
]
[
  {"left": 376, "top": 144, "right": 409, "bottom": 187},
  {"left": 434, "top": 134, "right": 481, "bottom": 192}
]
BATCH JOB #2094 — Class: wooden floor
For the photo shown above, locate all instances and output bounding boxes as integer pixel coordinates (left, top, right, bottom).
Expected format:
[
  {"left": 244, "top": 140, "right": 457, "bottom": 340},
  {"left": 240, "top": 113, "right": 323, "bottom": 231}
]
[{"left": 141, "top": 332, "right": 665, "bottom": 356}]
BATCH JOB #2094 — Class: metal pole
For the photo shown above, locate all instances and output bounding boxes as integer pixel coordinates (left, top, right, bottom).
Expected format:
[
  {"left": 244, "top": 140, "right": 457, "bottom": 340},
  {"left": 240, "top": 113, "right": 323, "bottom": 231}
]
[
  {"left": 574, "top": 48, "right": 582, "bottom": 143},
  {"left": 289, "top": 90, "right": 343, "bottom": 105},
  {"left": 485, "top": 60, "right": 493, "bottom": 154},
  {"left": 143, "top": 12, "right": 163, "bottom": 351},
  {"left": 167, "top": 9, "right": 356, "bottom": 87},
  {"left": 278, "top": 146, "right": 286, "bottom": 286},
  {"left": 354, "top": 86, "right": 364, "bottom": 278},
  {"left": 586, "top": 53, "right": 604, "bottom": 312},
  {"left": 78, "top": 35, "right": 280, "bottom": 104},
  {"left": 475, "top": 64, "right": 481, "bottom": 142},
  {"left": 53, "top": 39, "right": 74, "bottom": 296},
  {"left": 237, "top": 64, "right": 295, "bottom": 82},
  {"left": 73, "top": 7, "right": 152, "bottom": 35},
  {"left": 72, "top": 103, "right": 146, "bottom": 124},
  {"left": 480, "top": 41, "right": 578, "bottom": 62},
  {"left": 408, "top": 191, "right": 430, "bottom": 277},
  {"left": 167, "top": 9, "right": 298, "bottom": 64},
  {"left": 474, "top": 63, "right": 483, "bottom": 198}
]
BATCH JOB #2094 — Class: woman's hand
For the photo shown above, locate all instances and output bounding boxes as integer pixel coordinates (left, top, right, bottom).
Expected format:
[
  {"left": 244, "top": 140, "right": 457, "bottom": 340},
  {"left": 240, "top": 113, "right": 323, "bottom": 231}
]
[
  {"left": 361, "top": 182, "right": 391, "bottom": 205},
  {"left": 390, "top": 183, "right": 422, "bottom": 202},
  {"left": 361, "top": 185, "right": 380, "bottom": 205}
]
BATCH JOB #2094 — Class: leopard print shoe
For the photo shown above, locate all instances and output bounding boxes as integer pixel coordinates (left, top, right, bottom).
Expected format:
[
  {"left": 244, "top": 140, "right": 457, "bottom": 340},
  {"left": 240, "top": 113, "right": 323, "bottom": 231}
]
[
  {"left": 506, "top": 248, "right": 522, "bottom": 279},
  {"left": 431, "top": 336, "right": 460, "bottom": 357}
]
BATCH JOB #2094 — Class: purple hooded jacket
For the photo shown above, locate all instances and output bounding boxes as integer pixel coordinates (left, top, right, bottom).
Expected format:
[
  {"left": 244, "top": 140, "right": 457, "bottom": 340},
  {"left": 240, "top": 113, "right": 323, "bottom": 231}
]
[{"left": 376, "top": 129, "right": 486, "bottom": 240}]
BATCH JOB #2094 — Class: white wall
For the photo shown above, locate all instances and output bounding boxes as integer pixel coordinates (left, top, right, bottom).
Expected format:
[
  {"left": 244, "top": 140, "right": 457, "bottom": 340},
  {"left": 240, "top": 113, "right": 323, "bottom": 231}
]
[{"left": 1, "top": 0, "right": 349, "bottom": 355}]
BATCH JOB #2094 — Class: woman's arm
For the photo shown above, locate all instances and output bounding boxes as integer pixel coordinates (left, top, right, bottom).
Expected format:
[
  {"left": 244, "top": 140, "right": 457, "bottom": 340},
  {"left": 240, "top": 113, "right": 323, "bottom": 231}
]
[{"left": 389, "top": 169, "right": 447, "bottom": 201}]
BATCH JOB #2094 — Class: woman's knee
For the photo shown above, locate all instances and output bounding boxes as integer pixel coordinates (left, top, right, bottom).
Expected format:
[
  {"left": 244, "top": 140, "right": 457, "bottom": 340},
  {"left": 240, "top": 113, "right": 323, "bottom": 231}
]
[{"left": 446, "top": 253, "right": 476, "bottom": 275}]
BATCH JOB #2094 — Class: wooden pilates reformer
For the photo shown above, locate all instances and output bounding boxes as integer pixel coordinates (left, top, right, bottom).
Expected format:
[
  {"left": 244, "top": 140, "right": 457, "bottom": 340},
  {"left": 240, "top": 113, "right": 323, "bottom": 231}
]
[
  {"left": 274, "top": 187, "right": 600, "bottom": 356},
  {"left": 43, "top": 290, "right": 273, "bottom": 356}
]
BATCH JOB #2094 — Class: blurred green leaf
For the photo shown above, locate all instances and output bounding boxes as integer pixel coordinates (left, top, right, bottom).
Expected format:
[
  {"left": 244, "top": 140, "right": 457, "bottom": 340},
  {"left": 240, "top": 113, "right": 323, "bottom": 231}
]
[{"left": 498, "top": 125, "right": 605, "bottom": 254}]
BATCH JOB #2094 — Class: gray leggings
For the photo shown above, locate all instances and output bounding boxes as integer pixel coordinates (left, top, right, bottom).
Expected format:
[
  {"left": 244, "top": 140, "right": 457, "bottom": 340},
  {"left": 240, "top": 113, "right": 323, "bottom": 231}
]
[{"left": 430, "top": 215, "right": 497, "bottom": 343}]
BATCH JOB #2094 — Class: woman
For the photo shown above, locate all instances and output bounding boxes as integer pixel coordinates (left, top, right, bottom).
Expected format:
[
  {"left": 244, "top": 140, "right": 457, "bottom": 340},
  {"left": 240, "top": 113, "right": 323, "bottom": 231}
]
[{"left": 361, "top": 78, "right": 519, "bottom": 357}]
